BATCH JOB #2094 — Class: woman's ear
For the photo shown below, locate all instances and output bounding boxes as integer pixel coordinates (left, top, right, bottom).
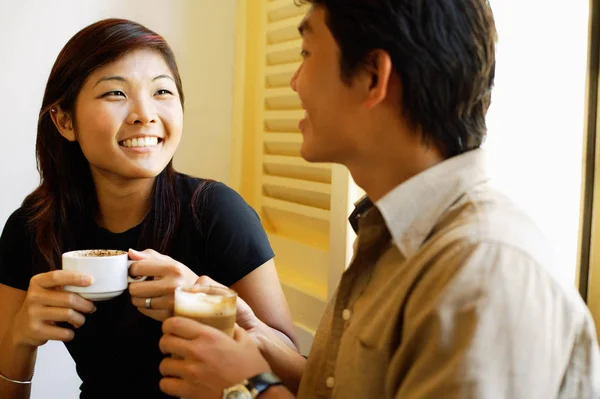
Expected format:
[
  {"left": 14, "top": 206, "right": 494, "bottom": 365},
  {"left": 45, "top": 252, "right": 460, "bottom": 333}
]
[{"left": 49, "top": 106, "right": 76, "bottom": 142}]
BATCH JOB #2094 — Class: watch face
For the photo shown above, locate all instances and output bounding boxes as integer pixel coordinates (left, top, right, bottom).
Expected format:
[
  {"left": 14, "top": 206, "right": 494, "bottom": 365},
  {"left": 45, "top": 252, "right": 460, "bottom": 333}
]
[{"left": 225, "top": 390, "right": 251, "bottom": 399}]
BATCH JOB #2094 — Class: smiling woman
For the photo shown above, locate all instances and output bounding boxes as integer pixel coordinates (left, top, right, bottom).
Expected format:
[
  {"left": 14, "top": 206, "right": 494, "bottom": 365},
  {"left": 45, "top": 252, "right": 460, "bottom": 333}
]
[{"left": 0, "top": 18, "right": 297, "bottom": 399}]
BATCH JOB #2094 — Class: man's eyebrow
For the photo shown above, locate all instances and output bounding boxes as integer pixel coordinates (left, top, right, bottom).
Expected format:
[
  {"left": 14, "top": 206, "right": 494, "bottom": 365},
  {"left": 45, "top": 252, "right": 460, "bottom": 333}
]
[{"left": 298, "top": 19, "right": 312, "bottom": 36}]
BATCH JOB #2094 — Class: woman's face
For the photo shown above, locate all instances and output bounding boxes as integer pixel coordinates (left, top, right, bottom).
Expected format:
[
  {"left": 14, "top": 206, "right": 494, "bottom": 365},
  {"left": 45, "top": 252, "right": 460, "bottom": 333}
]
[{"left": 65, "top": 48, "right": 183, "bottom": 182}]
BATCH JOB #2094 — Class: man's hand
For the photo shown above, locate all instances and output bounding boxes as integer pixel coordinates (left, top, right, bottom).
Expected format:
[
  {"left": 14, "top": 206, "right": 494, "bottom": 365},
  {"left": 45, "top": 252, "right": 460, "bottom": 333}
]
[{"left": 159, "top": 317, "right": 271, "bottom": 399}]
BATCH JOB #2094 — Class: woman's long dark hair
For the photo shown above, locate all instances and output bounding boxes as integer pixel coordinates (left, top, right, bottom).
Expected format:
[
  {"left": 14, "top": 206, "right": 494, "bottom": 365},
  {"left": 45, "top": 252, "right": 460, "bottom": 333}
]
[{"left": 23, "top": 18, "right": 189, "bottom": 273}]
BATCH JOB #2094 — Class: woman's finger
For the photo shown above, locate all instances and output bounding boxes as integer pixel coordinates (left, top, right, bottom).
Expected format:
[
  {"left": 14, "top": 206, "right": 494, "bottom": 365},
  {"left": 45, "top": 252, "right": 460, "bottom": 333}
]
[
  {"left": 194, "top": 275, "right": 225, "bottom": 288},
  {"left": 36, "top": 306, "right": 88, "bottom": 329},
  {"left": 129, "top": 248, "right": 168, "bottom": 261},
  {"left": 129, "top": 259, "right": 180, "bottom": 278},
  {"left": 33, "top": 270, "right": 94, "bottom": 289},
  {"left": 130, "top": 294, "right": 173, "bottom": 311},
  {"left": 29, "top": 289, "right": 96, "bottom": 314},
  {"left": 128, "top": 279, "right": 179, "bottom": 298},
  {"left": 128, "top": 278, "right": 178, "bottom": 297},
  {"left": 34, "top": 323, "right": 76, "bottom": 342}
]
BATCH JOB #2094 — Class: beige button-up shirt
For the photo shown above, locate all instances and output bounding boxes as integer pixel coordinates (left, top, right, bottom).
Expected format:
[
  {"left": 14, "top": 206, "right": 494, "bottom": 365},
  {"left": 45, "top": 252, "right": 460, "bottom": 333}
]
[{"left": 297, "top": 149, "right": 600, "bottom": 399}]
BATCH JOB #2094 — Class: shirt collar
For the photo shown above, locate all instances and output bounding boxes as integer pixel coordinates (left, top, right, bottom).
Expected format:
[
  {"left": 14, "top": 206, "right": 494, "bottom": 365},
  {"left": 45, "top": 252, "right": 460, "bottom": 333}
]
[{"left": 375, "top": 148, "right": 491, "bottom": 258}]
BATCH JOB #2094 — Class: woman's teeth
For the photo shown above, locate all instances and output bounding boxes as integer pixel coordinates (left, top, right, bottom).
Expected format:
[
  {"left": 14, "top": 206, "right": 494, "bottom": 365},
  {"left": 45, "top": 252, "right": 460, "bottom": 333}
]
[{"left": 120, "top": 137, "right": 159, "bottom": 148}]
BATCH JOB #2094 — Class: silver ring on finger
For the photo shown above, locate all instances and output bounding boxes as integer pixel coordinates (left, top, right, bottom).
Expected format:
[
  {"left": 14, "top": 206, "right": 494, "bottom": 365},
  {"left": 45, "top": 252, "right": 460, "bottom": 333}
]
[{"left": 145, "top": 297, "right": 152, "bottom": 309}]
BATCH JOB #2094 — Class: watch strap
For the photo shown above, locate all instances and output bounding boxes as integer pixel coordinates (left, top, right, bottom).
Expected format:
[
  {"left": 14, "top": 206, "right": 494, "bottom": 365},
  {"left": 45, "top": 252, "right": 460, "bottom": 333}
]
[{"left": 246, "top": 372, "right": 283, "bottom": 398}]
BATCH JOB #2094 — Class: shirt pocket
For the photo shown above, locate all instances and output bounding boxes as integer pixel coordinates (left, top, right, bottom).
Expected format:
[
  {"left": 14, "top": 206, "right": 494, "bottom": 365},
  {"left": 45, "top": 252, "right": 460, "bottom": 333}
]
[{"left": 333, "top": 327, "right": 390, "bottom": 399}]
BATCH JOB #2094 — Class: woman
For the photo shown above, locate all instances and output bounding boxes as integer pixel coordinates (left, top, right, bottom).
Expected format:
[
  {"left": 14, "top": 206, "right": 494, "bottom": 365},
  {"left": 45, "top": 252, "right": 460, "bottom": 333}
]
[{"left": 0, "top": 18, "right": 297, "bottom": 399}]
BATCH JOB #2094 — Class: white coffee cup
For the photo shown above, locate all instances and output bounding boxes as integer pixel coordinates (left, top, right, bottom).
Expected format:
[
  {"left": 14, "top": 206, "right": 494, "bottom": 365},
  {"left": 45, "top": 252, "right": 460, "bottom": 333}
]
[{"left": 62, "top": 249, "right": 147, "bottom": 301}]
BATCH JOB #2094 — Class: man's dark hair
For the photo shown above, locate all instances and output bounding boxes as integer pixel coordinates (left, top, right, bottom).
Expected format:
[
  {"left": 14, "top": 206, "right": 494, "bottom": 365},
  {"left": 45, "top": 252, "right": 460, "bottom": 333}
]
[{"left": 296, "top": 0, "right": 497, "bottom": 157}]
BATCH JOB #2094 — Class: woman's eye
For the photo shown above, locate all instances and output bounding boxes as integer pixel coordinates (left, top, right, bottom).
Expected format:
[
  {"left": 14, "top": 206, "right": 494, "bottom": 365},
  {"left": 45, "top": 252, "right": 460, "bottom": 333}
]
[
  {"left": 102, "top": 90, "right": 126, "bottom": 98},
  {"left": 300, "top": 49, "right": 309, "bottom": 57},
  {"left": 156, "top": 89, "right": 173, "bottom": 96}
]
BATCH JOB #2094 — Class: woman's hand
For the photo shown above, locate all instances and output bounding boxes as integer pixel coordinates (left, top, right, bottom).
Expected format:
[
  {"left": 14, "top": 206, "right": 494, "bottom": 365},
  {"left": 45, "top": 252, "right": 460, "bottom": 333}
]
[
  {"left": 127, "top": 248, "right": 199, "bottom": 322},
  {"left": 11, "top": 270, "right": 96, "bottom": 348}
]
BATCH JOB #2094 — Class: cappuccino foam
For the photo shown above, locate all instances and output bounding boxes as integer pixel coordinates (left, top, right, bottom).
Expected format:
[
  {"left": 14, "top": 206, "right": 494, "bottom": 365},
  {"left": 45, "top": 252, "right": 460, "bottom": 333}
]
[
  {"left": 74, "top": 249, "right": 126, "bottom": 257},
  {"left": 174, "top": 292, "right": 235, "bottom": 317},
  {"left": 174, "top": 290, "right": 237, "bottom": 337}
]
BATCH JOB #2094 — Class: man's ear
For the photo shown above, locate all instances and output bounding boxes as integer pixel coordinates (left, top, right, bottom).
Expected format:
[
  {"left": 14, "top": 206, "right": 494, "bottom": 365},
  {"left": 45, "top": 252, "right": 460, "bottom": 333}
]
[
  {"left": 49, "top": 106, "right": 76, "bottom": 142},
  {"left": 363, "top": 49, "right": 393, "bottom": 109}
]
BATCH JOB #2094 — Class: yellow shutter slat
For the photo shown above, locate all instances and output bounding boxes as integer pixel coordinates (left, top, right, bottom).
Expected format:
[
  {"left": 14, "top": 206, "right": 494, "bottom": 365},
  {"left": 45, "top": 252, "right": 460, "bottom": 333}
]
[
  {"left": 266, "top": 39, "right": 302, "bottom": 65},
  {"left": 263, "top": 154, "right": 330, "bottom": 170},
  {"left": 263, "top": 174, "right": 331, "bottom": 210},
  {"left": 264, "top": 109, "right": 304, "bottom": 131},
  {"left": 262, "top": 196, "right": 330, "bottom": 221},
  {"left": 267, "top": 15, "right": 304, "bottom": 44},
  {"left": 266, "top": 63, "right": 298, "bottom": 88},
  {"left": 267, "top": 0, "right": 308, "bottom": 22},
  {"left": 264, "top": 132, "right": 303, "bottom": 143},
  {"left": 263, "top": 155, "right": 331, "bottom": 183},
  {"left": 263, "top": 205, "right": 329, "bottom": 248},
  {"left": 265, "top": 87, "right": 302, "bottom": 110},
  {"left": 263, "top": 175, "right": 331, "bottom": 195}
]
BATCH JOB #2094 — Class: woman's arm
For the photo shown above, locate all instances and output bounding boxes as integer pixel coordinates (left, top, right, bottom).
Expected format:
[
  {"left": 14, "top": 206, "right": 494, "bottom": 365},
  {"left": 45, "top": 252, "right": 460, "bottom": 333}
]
[
  {"left": 230, "top": 259, "right": 298, "bottom": 350},
  {"left": 0, "top": 285, "right": 34, "bottom": 399}
]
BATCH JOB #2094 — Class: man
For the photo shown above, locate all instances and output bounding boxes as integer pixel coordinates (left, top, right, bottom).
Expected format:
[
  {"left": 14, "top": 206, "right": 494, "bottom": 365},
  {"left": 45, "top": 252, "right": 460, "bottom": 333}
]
[{"left": 156, "top": 1, "right": 600, "bottom": 398}]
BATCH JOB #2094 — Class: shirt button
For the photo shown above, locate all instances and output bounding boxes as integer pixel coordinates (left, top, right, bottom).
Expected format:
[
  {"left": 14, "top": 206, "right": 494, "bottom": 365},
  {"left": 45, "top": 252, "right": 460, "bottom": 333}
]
[
  {"left": 326, "top": 377, "right": 335, "bottom": 388},
  {"left": 342, "top": 309, "right": 352, "bottom": 321}
]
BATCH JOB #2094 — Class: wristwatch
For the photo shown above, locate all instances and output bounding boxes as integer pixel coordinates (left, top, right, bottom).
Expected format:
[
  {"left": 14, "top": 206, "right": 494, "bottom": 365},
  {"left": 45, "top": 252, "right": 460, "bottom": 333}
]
[{"left": 222, "top": 372, "right": 283, "bottom": 399}]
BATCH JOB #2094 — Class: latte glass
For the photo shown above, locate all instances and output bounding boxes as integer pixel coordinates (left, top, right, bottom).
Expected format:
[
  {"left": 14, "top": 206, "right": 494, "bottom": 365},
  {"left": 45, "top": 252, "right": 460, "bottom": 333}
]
[{"left": 174, "top": 285, "right": 237, "bottom": 337}]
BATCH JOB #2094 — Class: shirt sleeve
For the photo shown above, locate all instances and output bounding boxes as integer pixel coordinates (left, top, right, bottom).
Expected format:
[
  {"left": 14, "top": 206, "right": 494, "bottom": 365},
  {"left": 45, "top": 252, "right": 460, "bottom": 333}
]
[
  {"left": 390, "top": 240, "right": 599, "bottom": 399},
  {"left": 0, "top": 208, "right": 34, "bottom": 291},
  {"left": 198, "top": 182, "right": 275, "bottom": 287}
]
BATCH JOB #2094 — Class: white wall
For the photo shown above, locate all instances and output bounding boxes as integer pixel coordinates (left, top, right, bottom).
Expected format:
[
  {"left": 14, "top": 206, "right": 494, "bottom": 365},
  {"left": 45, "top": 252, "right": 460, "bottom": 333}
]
[
  {"left": 485, "top": 0, "right": 589, "bottom": 286},
  {"left": 0, "top": 1, "right": 236, "bottom": 397}
]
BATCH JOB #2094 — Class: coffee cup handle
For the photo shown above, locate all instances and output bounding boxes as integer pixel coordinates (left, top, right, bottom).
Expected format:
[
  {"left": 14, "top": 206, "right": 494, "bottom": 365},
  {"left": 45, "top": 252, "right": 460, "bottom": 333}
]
[{"left": 127, "top": 260, "right": 147, "bottom": 282}]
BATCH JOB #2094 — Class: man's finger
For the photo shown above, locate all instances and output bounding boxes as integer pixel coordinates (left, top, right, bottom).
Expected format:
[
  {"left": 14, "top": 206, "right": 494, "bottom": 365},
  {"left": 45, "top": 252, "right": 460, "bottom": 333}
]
[
  {"left": 159, "top": 376, "right": 218, "bottom": 399},
  {"left": 159, "top": 334, "right": 196, "bottom": 358},
  {"left": 34, "top": 270, "right": 94, "bottom": 289},
  {"left": 159, "top": 356, "right": 185, "bottom": 377},
  {"left": 159, "top": 377, "right": 192, "bottom": 399},
  {"left": 233, "top": 324, "right": 248, "bottom": 341},
  {"left": 162, "top": 316, "right": 222, "bottom": 340}
]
